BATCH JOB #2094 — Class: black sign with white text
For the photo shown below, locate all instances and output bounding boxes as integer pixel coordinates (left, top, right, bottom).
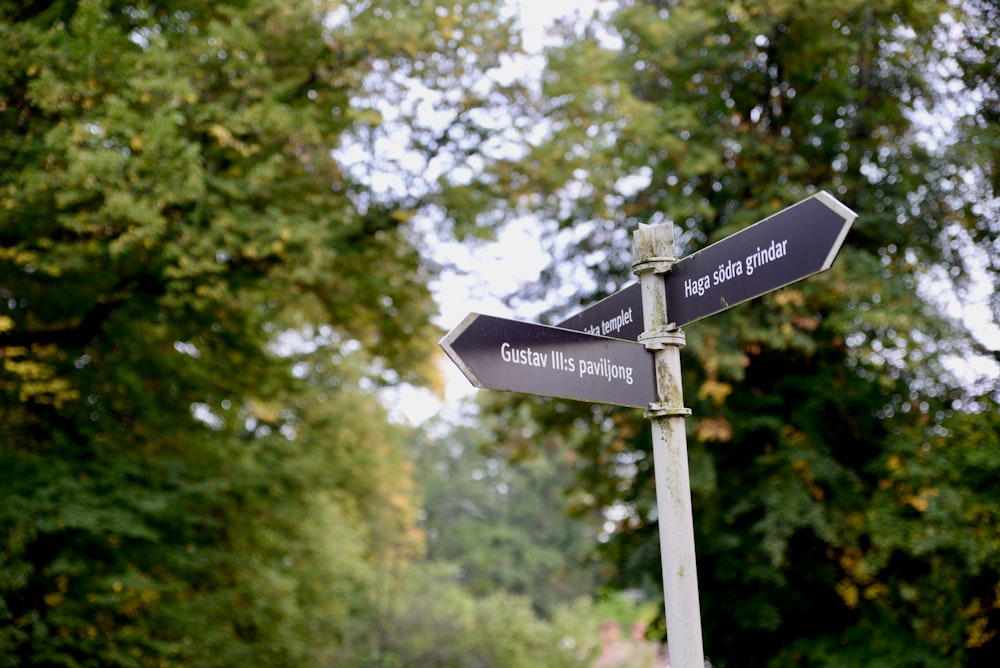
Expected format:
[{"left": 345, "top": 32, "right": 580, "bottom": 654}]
[
  {"left": 440, "top": 192, "right": 855, "bottom": 407},
  {"left": 664, "top": 191, "right": 856, "bottom": 326},
  {"left": 440, "top": 313, "right": 656, "bottom": 408},
  {"left": 557, "top": 282, "right": 644, "bottom": 341}
]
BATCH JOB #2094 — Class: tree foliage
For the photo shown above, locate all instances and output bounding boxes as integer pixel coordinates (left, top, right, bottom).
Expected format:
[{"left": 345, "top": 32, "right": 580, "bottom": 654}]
[
  {"left": 0, "top": 0, "right": 531, "bottom": 665},
  {"left": 341, "top": 563, "right": 601, "bottom": 668},
  {"left": 471, "top": 0, "right": 1000, "bottom": 665},
  {"left": 4, "top": 0, "right": 998, "bottom": 665},
  {"left": 414, "top": 420, "right": 607, "bottom": 617}
]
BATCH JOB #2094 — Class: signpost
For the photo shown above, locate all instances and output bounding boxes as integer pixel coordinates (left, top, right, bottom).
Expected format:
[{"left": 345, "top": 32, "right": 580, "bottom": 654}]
[
  {"left": 631, "top": 221, "right": 703, "bottom": 668},
  {"left": 440, "top": 191, "right": 858, "bottom": 668},
  {"left": 440, "top": 313, "right": 656, "bottom": 408}
]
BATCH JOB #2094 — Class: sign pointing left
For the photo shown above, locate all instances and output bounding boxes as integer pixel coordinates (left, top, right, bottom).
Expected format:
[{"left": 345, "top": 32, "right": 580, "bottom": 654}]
[{"left": 440, "top": 313, "right": 656, "bottom": 408}]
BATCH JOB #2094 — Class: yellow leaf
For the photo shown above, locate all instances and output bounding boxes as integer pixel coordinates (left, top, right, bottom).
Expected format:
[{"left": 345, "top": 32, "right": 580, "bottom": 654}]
[
  {"left": 836, "top": 580, "right": 859, "bottom": 608},
  {"left": 695, "top": 417, "right": 732, "bottom": 442},
  {"left": 864, "top": 583, "right": 890, "bottom": 600},
  {"left": 773, "top": 289, "right": 804, "bottom": 307},
  {"left": 904, "top": 494, "right": 929, "bottom": 512},
  {"left": 697, "top": 378, "right": 732, "bottom": 404}
]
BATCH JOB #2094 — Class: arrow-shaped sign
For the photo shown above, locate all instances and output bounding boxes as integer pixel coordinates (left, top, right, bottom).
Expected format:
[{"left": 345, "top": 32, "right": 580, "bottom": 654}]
[
  {"left": 664, "top": 190, "right": 856, "bottom": 325},
  {"left": 557, "top": 282, "right": 643, "bottom": 341},
  {"left": 440, "top": 313, "right": 656, "bottom": 408},
  {"left": 557, "top": 191, "right": 856, "bottom": 332}
]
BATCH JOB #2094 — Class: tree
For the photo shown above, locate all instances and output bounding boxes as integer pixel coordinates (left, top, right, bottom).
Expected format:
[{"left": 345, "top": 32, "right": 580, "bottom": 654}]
[
  {"left": 0, "top": 0, "right": 524, "bottom": 664},
  {"left": 471, "top": 0, "right": 1000, "bottom": 665},
  {"left": 414, "top": 419, "right": 607, "bottom": 617},
  {"left": 345, "top": 562, "right": 602, "bottom": 668}
]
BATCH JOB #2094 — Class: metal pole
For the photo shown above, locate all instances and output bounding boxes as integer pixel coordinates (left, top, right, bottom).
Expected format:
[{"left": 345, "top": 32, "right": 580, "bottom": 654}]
[{"left": 632, "top": 222, "right": 705, "bottom": 668}]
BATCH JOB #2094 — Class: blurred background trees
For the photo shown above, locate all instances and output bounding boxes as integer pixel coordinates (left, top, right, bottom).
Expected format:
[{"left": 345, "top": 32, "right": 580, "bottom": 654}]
[
  {"left": 414, "top": 420, "right": 607, "bottom": 617},
  {"left": 0, "top": 1, "right": 599, "bottom": 665},
  {"left": 1, "top": 0, "right": 997, "bottom": 666},
  {"left": 472, "top": 0, "right": 999, "bottom": 666}
]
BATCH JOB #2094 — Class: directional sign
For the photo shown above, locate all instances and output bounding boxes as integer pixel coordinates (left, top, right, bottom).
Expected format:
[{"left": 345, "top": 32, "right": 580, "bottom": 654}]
[
  {"left": 665, "top": 190, "right": 856, "bottom": 326},
  {"left": 440, "top": 313, "right": 656, "bottom": 408},
  {"left": 555, "top": 192, "right": 855, "bottom": 333},
  {"left": 557, "top": 282, "right": 643, "bottom": 341}
]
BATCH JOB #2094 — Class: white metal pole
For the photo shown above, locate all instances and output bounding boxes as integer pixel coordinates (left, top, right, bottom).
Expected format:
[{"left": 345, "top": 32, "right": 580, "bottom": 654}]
[{"left": 632, "top": 222, "right": 705, "bottom": 668}]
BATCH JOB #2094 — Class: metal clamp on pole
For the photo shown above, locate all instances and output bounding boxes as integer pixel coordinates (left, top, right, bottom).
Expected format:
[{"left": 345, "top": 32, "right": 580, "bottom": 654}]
[
  {"left": 638, "top": 327, "right": 686, "bottom": 351},
  {"left": 645, "top": 402, "right": 692, "bottom": 419},
  {"left": 640, "top": 318, "right": 691, "bottom": 424},
  {"left": 631, "top": 255, "right": 676, "bottom": 277}
]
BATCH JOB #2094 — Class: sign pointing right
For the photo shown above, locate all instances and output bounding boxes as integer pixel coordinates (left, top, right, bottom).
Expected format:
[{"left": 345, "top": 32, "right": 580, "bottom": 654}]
[{"left": 664, "top": 191, "right": 857, "bottom": 326}]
